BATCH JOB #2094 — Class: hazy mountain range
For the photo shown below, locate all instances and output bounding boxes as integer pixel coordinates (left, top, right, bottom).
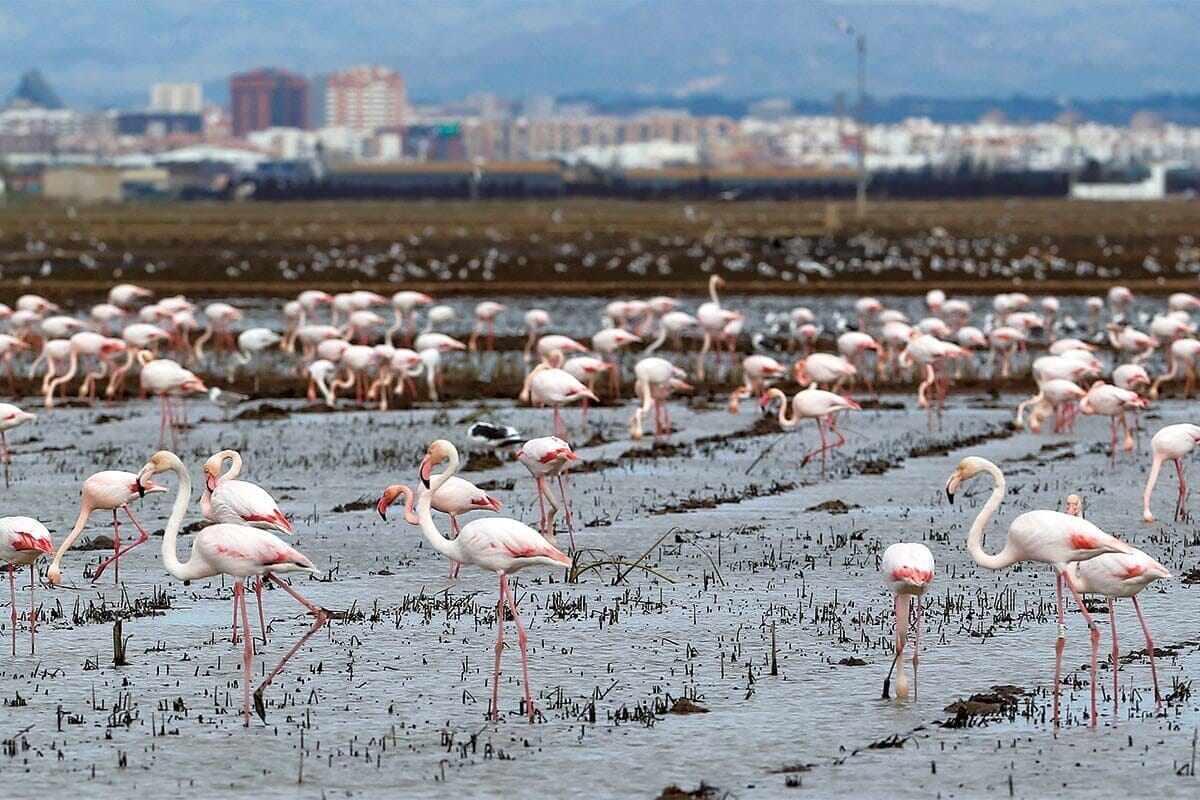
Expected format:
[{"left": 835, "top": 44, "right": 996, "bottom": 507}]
[{"left": 3, "top": 0, "right": 1198, "bottom": 113}]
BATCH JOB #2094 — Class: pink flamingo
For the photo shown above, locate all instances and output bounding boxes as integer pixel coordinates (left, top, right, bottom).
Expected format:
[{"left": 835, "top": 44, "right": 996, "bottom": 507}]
[
  {"left": 416, "top": 440, "right": 571, "bottom": 721},
  {"left": 0, "top": 334, "right": 28, "bottom": 393},
  {"left": 562, "top": 355, "right": 611, "bottom": 425},
  {"left": 137, "top": 450, "right": 326, "bottom": 726},
  {"left": 946, "top": 456, "right": 1133, "bottom": 726},
  {"left": 0, "top": 516, "right": 53, "bottom": 656},
  {"left": 47, "top": 469, "right": 169, "bottom": 586},
  {"left": 522, "top": 309, "right": 551, "bottom": 364},
  {"left": 0, "top": 404, "right": 36, "bottom": 488},
  {"left": 535, "top": 334, "right": 589, "bottom": 362},
  {"left": 1150, "top": 339, "right": 1200, "bottom": 400},
  {"left": 44, "top": 331, "right": 126, "bottom": 408},
  {"left": 728, "top": 354, "right": 785, "bottom": 413},
  {"left": 836, "top": 331, "right": 878, "bottom": 396},
  {"left": 517, "top": 436, "right": 581, "bottom": 549},
  {"left": 193, "top": 302, "right": 243, "bottom": 362},
  {"left": 762, "top": 387, "right": 860, "bottom": 474},
  {"left": 468, "top": 301, "right": 506, "bottom": 352},
  {"left": 519, "top": 357, "right": 597, "bottom": 440},
  {"left": 1142, "top": 423, "right": 1200, "bottom": 522},
  {"left": 880, "top": 542, "right": 934, "bottom": 700},
  {"left": 793, "top": 352, "right": 856, "bottom": 391},
  {"left": 202, "top": 449, "right": 294, "bottom": 644},
  {"left": 631, "top": 357, "right": 691, "bottom": 440},
  {"left": 377, "top": 478, "right": 502, "bottom": 578},
  {"left": 387, "top": 290, "right": 433, "bottom": 346},
  {"left": 139, "top": 354, "right": 207, "bottom": 447},
  {"left": 1079, "top": 381, "right": 1149, "bottom": 461},
  {"left": 696, "top": 275, "right": 741, "bottom": 380},
  {"left": 1062, "top": 497, "right": 1169, "bottom": 713},
  {"left": 106, "top": 323, "right": 171, "bottom": 400},
  {"left": 592, "top": 327, "right": 641, "bottom": 399}
]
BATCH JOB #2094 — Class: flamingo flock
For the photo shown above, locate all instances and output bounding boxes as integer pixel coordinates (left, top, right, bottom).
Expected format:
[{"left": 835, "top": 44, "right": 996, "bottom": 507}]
[{"left": 0, "top": 277, "right": 1194, "bottom": 735}]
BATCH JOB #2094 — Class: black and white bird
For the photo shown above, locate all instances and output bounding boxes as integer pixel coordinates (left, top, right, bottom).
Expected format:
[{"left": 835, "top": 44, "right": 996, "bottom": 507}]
[
  {"left": 467, "top": 421, "right": 523, "bottom": 448},
  {"left": 208, "top": 386, "right": 249, "bottom": 420}
]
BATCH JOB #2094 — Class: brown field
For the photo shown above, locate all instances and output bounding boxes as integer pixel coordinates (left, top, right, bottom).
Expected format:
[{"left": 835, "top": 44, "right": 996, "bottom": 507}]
[{"left": 2, "top": 197, "right": 1198, "bottom": 299}]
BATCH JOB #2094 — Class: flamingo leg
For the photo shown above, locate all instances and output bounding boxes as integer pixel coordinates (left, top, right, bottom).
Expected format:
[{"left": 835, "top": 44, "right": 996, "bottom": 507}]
[
  {"left": 535, "top": 476, "right": 548, "bottom": 536},
  {"left": 236, "top": 580, "right": 253, "bottom": 727},
  {"left": 2, "top": 430, "right": 9, "bottom": 489},
  {"left": 501, "top": 574, "right": 535, "bottom": 722},
  {"left": 800, "top": 418, "right": 831, "bottom": 476},
  {"left": 553, "top": 405, "right": 565, "bottom": 440},
  {"left": 232, "top": 586, "right": 240, "bottom": 646},
  {"left": 28, "top": 564, "right": 35, "bottom": 656},
  {"left": 1109, "top": 598, "right": 1119, "bottom": 718},
  {"left": 1131, "top": 596, "right": 1162, "bottom": 709},
  {"left": 92, "top": 506, "right": 151, "bottom": 582},
  {"left": 491, "top": 574, "right": 506, "bottom": 721},
  {"left": 1062, "top": 570, "right": 1100, "bottom": 726},
  {"left": 913, "top": 596, "right": 922, "bottom": 699},
  {"left": 252, "top": 575, "right": 329, "bottom": 723},
  {"left": 449, "top": 516, "right": 462, "bottom": 578},
  {"left": 1054, "top": 572, "right": 1065, "bottom": 726},
  {"left": 8, "top": 564, "right": 14, "bottom": 658},
  {"left": 1175, "top": 459, "right": 1188, "bottom": 522},
  {"left": 255, "top": 576, "right": 267, "bottom": 645},
  {"left": 556, "top": 474, "right": 576, "bottom": 552}
]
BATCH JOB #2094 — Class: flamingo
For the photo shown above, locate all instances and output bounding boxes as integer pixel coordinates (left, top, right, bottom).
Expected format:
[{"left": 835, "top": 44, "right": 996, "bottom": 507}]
[
  {"left": 193, "top": 302, "right": 243, "bottom": 361},
  {"left": 1142, "top": 423, "right": 1200, "bottom": 523},
  {"left": 135, "top": 450, "right": 327, "bottom": 726},
  {"left": 387, "top": 290, "right": 433, "bottom": 346},
  {"left": 202, "top": 449, "right": 294, "bottom": 644},
  {"left": 139, "top": 354, "right": 207, "bottom": 447},
  {"left": 591, "top": 327, "right": 641, "bottom": 399},
  {"left": 43, "top": 332, "right": 126, "bottom": 408},
  {"left": 229, "top": 328, "right": 282, "bottom": 389},
  {"left": 47, "top": 469, "right": 169, "bottom": 586},
  {"left": 377, "top": 477, "right": 502, "bottom": 578},
  {"left": 836, "top": 331, "right": 878, "bottom": 396},
  {"left": 519, "top": 357, "right": 597, "bottom": 440},
  {"left": 535, "top": 334, "right": 588, "bottom": 362},
  {"left": 0, "top": 517, "right": 53, "bottom": 656},
  {"left": 108, "top": 283, "right": 153, "bottom": 311},
  {"left": 880, "top": 542, "right": 934, "bottom": 700},
  {"left": 945, "top": 456, "right": 1133, "bottom": 726},
  {"left": 644, "top": 310, "right": 698, "bottom": 354},
  {"left": 793, "top": 352, "right": 856, "bottom": 391},
  {"left": 728, "top": 355, "right": 785, "bottom": 413},
  {"left": 305, "top": 359, "right": 339, "bottom": 407},
  {"left": 1062, "top": 497, "right": 1170, "bottom": 713},
  {"left": 1149, "top": 339, "right": 1200, "bottom": 400},
  {"left": 522, "top": 309, "right": 551, "bottom": 363},
  {"left": 562, "top": 355, "right": 611, "bottom": 425},
  {"left": 0, "top": 404, "right": 36, "bottom": 488},
  {"left": 342, "top": 309, "right": 386, "bottom": 345},
  {"left": 1079, "top": 381, "right": 1149, "bottom": 460},
  {"left": 415, "top": 440, "right": 571, "bottom": 721},
  {"left": 696, "top": 275, "right": 741, "bottom": 380},
  {"left": 517, "top": 436, "right": 581, "bottom": 549},
  {"left": 468, "top": 301, "right": 506, "bottom": 352},
  {"left": 630, "top": 357, "right": 690, "bottom": 440},
  {"left": 761, "top": 387, "right": 860, "bottom": 474},
  {"left": 0, "top": 334, "right": 28, "bottom": 393}
]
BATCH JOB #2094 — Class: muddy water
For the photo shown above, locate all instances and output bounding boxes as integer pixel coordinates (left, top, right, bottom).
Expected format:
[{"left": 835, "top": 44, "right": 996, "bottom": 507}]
[{"left": 1, "top": 391, "right": 1198, "bottom": 798}]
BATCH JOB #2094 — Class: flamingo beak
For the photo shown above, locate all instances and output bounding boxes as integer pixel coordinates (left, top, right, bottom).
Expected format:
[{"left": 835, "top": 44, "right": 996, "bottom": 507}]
[
  {"left": 945, "top": 474, "right": 959, "bottom": 504},
  {"left": 136, "top": 479, "right": 146, "bottom": 499},
  {"left": 377, "top": 496, "right": 389, "bottom": 521},
  {"left": 419, "top": 455, "right": 433, "bottom": 489}
]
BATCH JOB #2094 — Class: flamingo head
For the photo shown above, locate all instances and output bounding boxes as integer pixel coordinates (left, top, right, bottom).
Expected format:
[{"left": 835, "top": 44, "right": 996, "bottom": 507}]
[
  {"left": 1065, "top": 494, "right": 1082, "bottom": 517},
  {"left": 135, "top": 450, "right": 176, "bottom": 496},
  {"left": 376, "top": 484, "right": 415, "bottom": 521},
  {"left": 945, "top": 456, "right": 992, "bottom": 503},
  {"left": 420, "top": 439, "right": 455, "bottom": 488}
]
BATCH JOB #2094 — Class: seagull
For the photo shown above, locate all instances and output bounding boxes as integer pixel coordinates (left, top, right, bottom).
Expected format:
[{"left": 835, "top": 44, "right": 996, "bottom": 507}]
[
  {"left": 467, "top": 421, "right": 523, "bottom": 448},
  {"left": 208, "top": 387, "right": 249, "bottom": 421}
]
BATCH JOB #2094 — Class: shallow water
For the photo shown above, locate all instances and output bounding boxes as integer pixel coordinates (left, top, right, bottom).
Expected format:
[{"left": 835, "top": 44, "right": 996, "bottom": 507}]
[{"left": 1, "top": 389, "right": 1198, "bottom": 798}]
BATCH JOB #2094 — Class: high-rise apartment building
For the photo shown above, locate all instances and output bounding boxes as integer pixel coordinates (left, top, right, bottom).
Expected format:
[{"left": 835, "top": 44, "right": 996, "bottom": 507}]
[
  {"left": 149, "top": 83, "right": 202, "bottom": 113},
  {"left": 325, "top": 66, "right": 404, "bottom": 133},
  {"left": 230, "top": 68, "right": 309, "bottom": 137}
]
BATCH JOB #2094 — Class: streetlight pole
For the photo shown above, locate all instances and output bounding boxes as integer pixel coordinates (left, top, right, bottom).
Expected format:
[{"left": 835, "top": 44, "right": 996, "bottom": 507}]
[{"left": 855, "top": 33, "right": 867, "bottom": 219}]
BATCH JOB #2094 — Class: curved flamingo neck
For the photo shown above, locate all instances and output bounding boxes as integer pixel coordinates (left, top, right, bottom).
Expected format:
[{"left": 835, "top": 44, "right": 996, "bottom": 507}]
[
  {"left": 766, "top": 388, "right": 798, "bottom": 427},
  {"left": 213, "top": 450, "right": 242, "bottom": 484},
  {"left": 396, "top": 484, "right": 419, "bottom": 525},
  {"left": 967, "top": 461, "right": 1018, "bottom": 570},
  {"left": 416, "top": 451, "right": 464, "bottom": 563},
  {"left": 159, "top": 454, "right": 210, "bottom": 582},
  {"left": 48, "top": 503, "right": 94, "bottom": 579},
  {"left": 708, "top": 275, "right": 721, "bottom": 305}
]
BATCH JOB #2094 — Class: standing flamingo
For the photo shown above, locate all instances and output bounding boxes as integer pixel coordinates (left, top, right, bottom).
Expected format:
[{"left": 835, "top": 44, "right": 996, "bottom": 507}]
[
  {"left": 1142, "top": 423, "right": 1200, "bottom": 522},
  {"left": 519, "top": 358, "right": 597, "bottom": 440},
  {"left": 0, "top": 516, "right": 53, "bottom": 656},
  {"left": 1079, "top": 381, "right": 1149, "bottom": 461},
  {"left": 47, "top": 469, "right": 169, "bottom": 586},
  {"left": 140, "top": 354, "right": 207, "bottom": 447},
  {"left": 135, "top": 450, "right": 327, "bottom": 725},
  {"left": 761, "top": 387, "right": 860, "bottom": 474},
  {"left": 517, "top": 436, "right": 581, "bottom": 549},
  {"left": 728, "top": 355, "right": 785, "bottom": 413},
  {"left": 522, "top": 309, "right": 552, "bottom": 364},
  {"left": 468, "top": 301, "right": 506, "bottom": 352},
  {"left": 387, "top": 290, "right": 433, "bottom": 346},
  {"left": 0, "top": 404, "right": 36, "bottom": 488},
  {"left": 229, "top": 328, "right": 282, "bottom": 390},
  {"left": 880, "top": 542, "right": 935, "bottom": 700},
  {"left": 377, "top": 478, "right": 502, "bottom": 578},
  {"left": 415, "top": 440, "right": 571, "bottom": 721},
  {"left": 630, "top": 357, "right": 690, "bottom": 440},
  {"left": 1062, "top": 495, "right": 1170, "bottom": 713},
  {"left": 945, "top": 456, "right": 1133, "bottom": 726}
]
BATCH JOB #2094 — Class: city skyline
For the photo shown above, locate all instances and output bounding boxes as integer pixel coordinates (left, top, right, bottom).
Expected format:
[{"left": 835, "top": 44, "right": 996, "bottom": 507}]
[{"left": 3, "top": 0, "right": 1199, "bottom": 109}]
